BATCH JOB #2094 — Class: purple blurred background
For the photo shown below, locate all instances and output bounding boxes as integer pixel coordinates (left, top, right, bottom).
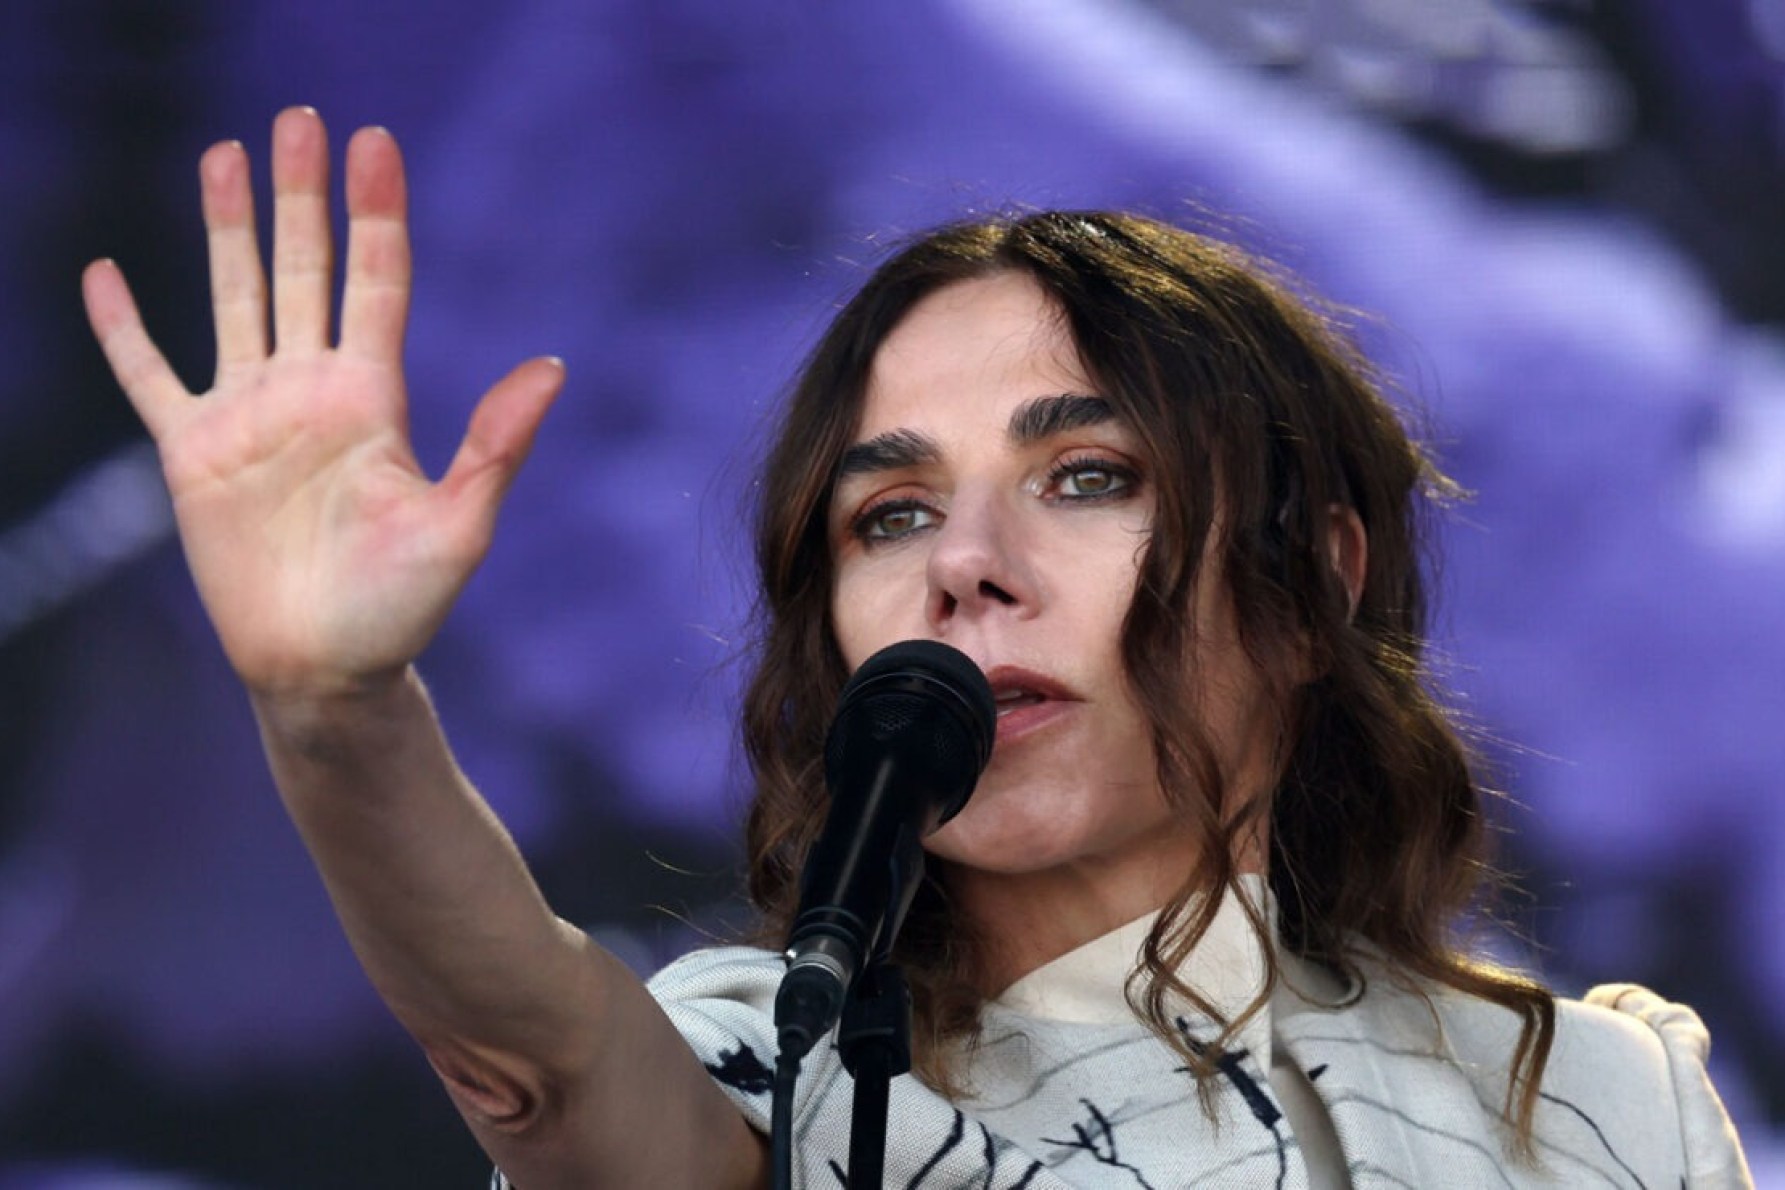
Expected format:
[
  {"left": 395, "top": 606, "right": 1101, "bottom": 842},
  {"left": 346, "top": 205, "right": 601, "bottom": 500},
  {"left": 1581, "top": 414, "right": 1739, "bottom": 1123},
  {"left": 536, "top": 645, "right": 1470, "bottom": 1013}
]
[{"left": 2, "top": 1, "right": 1782, "bottom": 1184}]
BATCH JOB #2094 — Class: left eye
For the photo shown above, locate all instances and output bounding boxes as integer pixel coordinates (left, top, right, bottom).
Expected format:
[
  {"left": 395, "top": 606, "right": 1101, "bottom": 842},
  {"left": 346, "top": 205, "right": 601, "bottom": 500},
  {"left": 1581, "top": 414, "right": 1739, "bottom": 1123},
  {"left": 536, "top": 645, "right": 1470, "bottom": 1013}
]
[{"left": 1053, "top": 461, "right": 1130, "bottom": 498}]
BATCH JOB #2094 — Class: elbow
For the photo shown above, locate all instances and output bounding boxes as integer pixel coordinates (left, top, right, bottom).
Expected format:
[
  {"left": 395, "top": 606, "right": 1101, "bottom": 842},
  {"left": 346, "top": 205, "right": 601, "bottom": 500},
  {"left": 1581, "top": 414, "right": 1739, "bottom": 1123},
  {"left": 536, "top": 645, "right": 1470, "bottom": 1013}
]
[{"left": 423, "top": 1037, "right": 554, "bottom": 1137}]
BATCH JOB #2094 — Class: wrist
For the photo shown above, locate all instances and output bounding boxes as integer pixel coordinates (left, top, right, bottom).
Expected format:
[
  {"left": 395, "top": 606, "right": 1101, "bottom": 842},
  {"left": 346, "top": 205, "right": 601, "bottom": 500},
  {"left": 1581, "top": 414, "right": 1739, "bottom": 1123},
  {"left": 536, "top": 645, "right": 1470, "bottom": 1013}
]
[{"left": 250, "top": 665, "right": 432, "bottom": 762}]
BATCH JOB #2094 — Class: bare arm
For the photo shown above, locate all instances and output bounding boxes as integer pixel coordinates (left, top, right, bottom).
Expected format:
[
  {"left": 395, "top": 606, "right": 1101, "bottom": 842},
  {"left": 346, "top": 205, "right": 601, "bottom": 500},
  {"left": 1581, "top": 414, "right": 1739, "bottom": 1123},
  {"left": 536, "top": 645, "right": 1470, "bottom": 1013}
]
[{"left": 83, "top": 106, "right": 765, "bottom": 1188}]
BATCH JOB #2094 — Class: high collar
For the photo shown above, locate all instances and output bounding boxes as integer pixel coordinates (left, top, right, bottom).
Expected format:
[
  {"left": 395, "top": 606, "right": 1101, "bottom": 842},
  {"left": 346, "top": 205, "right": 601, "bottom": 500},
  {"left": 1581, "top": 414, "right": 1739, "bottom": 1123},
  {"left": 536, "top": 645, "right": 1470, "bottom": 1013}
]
[{"left": 990, "top": 874, "right": 1276, "bottom": 1063}]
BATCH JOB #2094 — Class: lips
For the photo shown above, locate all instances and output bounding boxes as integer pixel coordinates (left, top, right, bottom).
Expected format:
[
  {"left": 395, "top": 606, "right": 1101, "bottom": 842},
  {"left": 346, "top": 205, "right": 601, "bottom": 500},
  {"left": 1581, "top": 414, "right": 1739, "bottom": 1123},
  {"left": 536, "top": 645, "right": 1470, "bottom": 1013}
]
[{"left": 982, "top": 665, "right": 1079, "bottom": 741}]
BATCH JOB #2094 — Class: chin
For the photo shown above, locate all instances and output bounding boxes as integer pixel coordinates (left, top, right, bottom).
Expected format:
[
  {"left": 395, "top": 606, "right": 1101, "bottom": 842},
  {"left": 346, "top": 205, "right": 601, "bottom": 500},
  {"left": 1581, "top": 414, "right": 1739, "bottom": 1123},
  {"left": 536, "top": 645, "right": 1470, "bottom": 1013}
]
[{"left": 922, "top": 794, "right": 1109, "bottom": 877}]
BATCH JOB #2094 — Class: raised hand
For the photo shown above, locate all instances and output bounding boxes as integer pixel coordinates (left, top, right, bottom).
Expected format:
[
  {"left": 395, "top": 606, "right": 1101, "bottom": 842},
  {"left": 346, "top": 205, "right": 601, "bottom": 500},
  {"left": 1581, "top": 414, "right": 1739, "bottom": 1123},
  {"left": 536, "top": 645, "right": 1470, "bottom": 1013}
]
[{"left": 82, "top": 107, "right": 563, "bottom": 699}]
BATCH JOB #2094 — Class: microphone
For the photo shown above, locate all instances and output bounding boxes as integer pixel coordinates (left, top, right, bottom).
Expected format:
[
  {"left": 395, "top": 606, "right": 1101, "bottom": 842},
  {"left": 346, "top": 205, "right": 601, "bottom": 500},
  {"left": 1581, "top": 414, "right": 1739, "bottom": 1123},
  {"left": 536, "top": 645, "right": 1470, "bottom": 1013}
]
[{"left": 773, "top": 640, "right": 995, "bottom": 1062}]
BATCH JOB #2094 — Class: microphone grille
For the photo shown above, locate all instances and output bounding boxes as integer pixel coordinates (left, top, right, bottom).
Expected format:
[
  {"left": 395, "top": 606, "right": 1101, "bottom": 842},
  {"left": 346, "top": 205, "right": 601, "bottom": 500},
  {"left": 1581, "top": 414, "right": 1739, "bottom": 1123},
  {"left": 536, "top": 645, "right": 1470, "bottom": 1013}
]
[
  {"left": 823, "top": 641, "right": 995, "bottom": 829},
  {"left": 846, "top": 687, "right": 979, "bottom": 765}
]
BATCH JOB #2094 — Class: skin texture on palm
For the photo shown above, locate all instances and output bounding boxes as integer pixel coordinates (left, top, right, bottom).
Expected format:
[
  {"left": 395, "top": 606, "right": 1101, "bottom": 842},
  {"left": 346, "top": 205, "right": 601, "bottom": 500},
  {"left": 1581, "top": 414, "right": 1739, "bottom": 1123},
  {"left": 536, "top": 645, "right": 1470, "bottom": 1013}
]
[{"left": 81, "top": 108, "right": 564, "bottom": 701}]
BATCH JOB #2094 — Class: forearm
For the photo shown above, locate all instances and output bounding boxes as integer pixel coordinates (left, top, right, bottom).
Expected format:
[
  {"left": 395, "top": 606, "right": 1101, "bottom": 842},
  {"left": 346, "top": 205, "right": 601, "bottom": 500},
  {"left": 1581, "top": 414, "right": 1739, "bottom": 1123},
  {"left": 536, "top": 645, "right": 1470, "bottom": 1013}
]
[
  {"left": 252, "top": 666, "right": 590, "bottom": 1060},
  {"left": 253, "top": 666, "right": 766, "bottom": 1185}
]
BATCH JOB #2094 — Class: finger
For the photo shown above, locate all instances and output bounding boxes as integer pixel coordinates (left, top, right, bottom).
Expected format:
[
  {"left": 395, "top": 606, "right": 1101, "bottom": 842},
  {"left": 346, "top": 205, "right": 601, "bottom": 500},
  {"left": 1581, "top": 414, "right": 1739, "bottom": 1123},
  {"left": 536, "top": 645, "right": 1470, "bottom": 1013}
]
[
  {"left": 269, "top": 106, "right": 333, "bottom": 354},
  {"left": 338, "top": 126, "right": 411, "bottom": 364},
  {"left": 200, "top": 138, "right": 268, "bottom": 378},
  {"left": 437, "top": 357, "right": 567, "bottom": 554},
  {"left": 82, "top": 259, "right": 191, "bottom": 439}
]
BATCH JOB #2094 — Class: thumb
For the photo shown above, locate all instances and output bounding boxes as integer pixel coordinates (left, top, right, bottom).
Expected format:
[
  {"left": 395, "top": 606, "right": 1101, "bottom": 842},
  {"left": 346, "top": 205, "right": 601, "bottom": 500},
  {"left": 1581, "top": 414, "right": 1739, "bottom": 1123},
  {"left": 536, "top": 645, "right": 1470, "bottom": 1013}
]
[{"left": 437, "top": 355, "right": 566, "bottom": 553}]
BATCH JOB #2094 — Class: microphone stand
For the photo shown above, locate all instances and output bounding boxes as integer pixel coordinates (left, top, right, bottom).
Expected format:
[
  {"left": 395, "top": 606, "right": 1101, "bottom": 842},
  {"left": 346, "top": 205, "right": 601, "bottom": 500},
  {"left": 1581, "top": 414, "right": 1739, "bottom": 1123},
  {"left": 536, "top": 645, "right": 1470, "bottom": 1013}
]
[
  {"left": 772, "top": 823, "right": 923, "bottom": 1190},
  {"left": 837, "top": 959, "right": 912, "bottom": 1188},
  {"left": 775, "top": 637, "right": 994, "bottom": 1187}
]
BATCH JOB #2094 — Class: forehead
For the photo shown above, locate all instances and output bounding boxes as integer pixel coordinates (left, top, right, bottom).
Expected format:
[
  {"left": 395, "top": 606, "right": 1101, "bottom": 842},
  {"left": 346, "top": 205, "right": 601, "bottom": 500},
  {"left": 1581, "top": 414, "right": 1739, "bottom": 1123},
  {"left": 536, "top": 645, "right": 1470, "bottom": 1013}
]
[{"left": 856, "top": 272, "right": 1090, "bottom": 437}]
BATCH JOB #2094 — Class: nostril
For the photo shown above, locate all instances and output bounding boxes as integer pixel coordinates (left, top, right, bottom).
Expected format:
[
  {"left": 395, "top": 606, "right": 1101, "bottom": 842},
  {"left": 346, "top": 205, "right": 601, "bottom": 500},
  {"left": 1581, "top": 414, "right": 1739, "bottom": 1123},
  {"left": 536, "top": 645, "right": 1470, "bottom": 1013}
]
[{"left": 980, "top": 580, "right": 1016, "bottom": 605}]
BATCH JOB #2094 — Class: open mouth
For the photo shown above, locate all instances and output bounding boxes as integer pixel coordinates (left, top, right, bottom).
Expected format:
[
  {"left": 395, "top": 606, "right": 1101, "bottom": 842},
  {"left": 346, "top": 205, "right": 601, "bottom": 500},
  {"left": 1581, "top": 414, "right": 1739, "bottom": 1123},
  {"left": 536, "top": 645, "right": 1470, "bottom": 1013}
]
[
  {"left": 994, "top": 690, "right": 1047, "bottom": 718},
  {"left": 984, "top": 666, "right": 1075, "bottom": 728}
]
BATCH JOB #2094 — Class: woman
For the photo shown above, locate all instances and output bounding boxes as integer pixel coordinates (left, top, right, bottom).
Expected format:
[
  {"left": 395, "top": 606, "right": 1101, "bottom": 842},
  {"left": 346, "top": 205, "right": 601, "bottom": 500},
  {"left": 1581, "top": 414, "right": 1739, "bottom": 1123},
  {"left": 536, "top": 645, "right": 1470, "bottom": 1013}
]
[{"left": 83, "top": 108, "right": 1750, "bottom": 1187}]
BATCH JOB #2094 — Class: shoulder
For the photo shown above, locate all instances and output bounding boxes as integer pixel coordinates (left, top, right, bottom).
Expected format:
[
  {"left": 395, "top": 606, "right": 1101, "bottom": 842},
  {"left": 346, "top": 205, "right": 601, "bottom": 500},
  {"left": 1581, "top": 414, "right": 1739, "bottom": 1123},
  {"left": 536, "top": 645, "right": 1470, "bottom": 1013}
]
[
  {"left": 1543, "top": 982, "right": 1685, "bottom": 1084},
  {"left": 1453, "top": 979, "right": 1725, "bottom": 1123},
  {"left": 645, "top": 945, "right": 785, "bottom": 1069},
  {"left": 1394, "top": 973, "right": 1752, "bottom": 1187},
  {"left": 647, "top": 943, "right": 783, "bottom": 1009},
  {"left": 1341, "top": 956, "right": 1716, "bottom": 1091},
  {"left": 1573, "top": 981, "right": 1709, "bottom": 1063},
  {"left": 1564, "top": 983, "right": 1753, "bottom": 1186},
  {"left": 644, "top": 945, "right": 787, "bottom": 1119}
]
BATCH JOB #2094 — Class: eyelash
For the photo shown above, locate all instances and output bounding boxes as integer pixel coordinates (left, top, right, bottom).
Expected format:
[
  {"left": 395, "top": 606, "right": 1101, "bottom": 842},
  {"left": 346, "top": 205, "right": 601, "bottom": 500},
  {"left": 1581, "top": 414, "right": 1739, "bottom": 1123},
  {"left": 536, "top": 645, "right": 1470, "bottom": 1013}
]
[
  {"left": 1044, "top": 453, "right": 1137, "bottom": 501},
  {"left": 847, "top": 455, "right": 1140, "bottom": 545}
]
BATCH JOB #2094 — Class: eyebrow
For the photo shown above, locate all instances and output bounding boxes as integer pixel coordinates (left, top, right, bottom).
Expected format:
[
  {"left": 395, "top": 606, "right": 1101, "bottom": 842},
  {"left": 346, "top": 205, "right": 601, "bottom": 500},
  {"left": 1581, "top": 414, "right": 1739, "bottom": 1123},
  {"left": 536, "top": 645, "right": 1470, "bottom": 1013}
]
[
  {"left": 835, "top": 393, "right": 1117, "bottom": 480},
  {"left": 836, "top": 428, "right": 939, "bottom": 479},
  {"left": 1007, "top": 392, "right": 1115, "bottom": 443}
]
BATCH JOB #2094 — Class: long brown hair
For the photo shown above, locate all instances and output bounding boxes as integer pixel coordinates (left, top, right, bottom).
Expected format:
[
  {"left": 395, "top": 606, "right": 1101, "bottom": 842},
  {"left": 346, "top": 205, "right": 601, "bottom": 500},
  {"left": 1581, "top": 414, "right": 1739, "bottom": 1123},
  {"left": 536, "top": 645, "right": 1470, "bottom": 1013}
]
[{"left": 739, "top": 211, "right": 1554, "bottom": 1145}]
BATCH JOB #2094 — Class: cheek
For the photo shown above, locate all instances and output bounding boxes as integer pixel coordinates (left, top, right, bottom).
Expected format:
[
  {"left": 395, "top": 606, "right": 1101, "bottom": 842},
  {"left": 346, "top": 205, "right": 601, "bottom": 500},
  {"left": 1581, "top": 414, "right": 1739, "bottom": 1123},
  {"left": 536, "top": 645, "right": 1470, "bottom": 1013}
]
[
  {"left": 829, "top": 564, "right": 912, "bottom": 669},
  {"left": 1192, "top": 636, "right": 1282, "bottom": 791},
  {"left": 829, "top": 598, "right": 863, "bottom": 670}
]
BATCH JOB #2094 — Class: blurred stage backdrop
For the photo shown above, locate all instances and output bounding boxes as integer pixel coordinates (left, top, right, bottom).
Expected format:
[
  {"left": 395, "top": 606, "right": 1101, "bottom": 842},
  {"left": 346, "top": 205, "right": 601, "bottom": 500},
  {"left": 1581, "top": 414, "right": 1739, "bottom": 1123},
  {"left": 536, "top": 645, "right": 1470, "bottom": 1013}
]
[{"left": 2, "top": 0, "right": 1782, "bottom": 1184}]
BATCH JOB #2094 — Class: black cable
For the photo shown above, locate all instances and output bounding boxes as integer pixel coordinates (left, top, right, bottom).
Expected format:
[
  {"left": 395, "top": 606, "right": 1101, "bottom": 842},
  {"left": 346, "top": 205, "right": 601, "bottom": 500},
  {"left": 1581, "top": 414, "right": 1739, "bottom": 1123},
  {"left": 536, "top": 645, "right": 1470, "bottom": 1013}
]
[
  {"left": 846, "top": 1041, "right": 891, "bottom": 1187},
  {"left": 771, "top": 1049, "right": 800, "bottom": 1190},
  {"left": 773, "top": 961, "right": 833, "bottom": 1189}
]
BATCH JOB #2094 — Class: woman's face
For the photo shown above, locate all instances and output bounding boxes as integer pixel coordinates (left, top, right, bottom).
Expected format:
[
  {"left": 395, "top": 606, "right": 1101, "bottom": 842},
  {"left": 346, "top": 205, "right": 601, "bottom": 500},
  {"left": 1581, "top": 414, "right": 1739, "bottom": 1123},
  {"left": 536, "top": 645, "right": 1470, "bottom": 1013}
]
[{"left": 826, "top": 272, "right": 1278, "bottom": 895}]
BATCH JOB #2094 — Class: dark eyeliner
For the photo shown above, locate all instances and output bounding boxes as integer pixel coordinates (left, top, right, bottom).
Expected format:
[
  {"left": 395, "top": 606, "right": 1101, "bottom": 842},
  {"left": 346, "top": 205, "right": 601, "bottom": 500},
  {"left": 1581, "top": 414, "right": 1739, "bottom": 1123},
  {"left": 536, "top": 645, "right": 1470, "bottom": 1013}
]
[
  {"left": 849, "top": 496, "right": 935, "bottom": 544},
  {"left": 1044, "top": 454, "right": 1139, "bottom": 501}
]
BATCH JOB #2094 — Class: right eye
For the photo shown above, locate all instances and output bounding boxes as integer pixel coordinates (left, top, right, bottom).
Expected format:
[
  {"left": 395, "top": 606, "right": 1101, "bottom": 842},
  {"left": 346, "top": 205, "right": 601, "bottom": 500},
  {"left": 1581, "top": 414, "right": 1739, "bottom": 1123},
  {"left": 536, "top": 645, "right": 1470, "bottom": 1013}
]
[{"left": 852, "top": 499, "right": 938, "bottom": 543}]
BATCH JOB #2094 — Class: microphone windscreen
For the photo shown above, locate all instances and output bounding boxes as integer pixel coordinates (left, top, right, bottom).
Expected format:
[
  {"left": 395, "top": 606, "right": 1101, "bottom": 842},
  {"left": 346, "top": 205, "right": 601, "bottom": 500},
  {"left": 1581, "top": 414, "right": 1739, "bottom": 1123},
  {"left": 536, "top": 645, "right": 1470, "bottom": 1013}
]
[{"left": 823, "top": 640, "right": 995, "bottom": 830}]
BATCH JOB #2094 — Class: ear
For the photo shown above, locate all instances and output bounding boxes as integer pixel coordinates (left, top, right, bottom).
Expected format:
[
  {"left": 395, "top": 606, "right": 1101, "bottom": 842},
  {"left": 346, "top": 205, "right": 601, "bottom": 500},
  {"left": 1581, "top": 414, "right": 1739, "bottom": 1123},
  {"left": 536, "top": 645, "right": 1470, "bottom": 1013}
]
[{"left": 1326, "top": 503, "right": 1367, "bottom": 621}]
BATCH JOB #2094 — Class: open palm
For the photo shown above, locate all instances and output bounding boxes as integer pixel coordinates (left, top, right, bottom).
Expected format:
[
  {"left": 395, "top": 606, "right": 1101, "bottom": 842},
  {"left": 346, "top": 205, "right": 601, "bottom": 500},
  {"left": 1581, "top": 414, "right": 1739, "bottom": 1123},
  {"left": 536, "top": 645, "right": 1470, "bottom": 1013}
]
[{"left": 83, "top": 108, "right": 563, "bottom": 697}]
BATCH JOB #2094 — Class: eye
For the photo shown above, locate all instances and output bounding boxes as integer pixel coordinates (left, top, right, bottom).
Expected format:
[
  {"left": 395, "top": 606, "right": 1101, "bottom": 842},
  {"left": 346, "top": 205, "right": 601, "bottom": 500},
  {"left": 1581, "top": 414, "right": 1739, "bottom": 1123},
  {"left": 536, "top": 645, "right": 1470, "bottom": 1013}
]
[
  {"left": 1047, "top": 456, "right": 1136, "bottom": 500},
  {"left": 851, "top": 498, "right": 938, "bottom": 544}
]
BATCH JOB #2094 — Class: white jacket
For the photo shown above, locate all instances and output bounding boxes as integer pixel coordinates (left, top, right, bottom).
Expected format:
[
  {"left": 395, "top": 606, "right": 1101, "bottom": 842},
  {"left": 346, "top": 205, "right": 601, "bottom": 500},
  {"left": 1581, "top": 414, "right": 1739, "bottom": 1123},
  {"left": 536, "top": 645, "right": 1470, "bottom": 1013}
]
[{"left": 643, "top": 919, "right": 1752, "bottom": 1187}]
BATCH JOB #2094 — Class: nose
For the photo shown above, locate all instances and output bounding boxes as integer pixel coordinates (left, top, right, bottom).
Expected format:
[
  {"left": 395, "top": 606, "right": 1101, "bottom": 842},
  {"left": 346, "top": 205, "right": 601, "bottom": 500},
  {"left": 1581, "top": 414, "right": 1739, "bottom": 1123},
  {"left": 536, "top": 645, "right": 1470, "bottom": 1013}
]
[{"left": 925, "top": 486, "right": 1040, "bottom": 630}]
